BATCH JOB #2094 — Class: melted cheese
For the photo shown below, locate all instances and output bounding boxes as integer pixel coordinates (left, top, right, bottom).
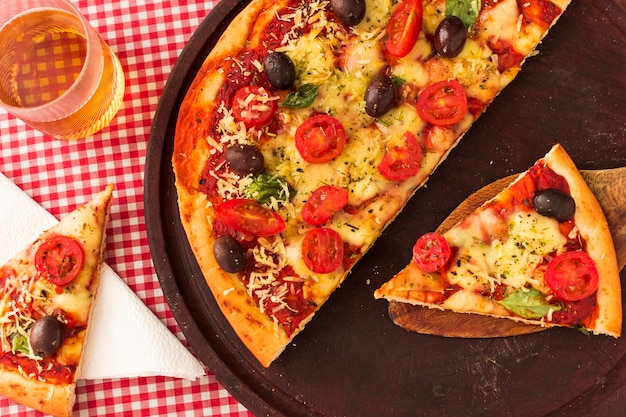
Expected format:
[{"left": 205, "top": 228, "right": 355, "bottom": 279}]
[{"left": 446, "top": 209, "right": 567, "bottom": 292}]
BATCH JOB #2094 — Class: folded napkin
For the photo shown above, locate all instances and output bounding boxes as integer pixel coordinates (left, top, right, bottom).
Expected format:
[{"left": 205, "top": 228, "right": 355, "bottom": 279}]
[{"left": 0, "top": 173, "right": 205, "bottom": 380}]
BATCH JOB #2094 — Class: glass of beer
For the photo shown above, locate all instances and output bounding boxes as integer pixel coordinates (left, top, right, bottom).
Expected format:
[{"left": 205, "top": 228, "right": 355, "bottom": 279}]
[{"left": 0, "top": 0, "right": 125, "bottom": 140}]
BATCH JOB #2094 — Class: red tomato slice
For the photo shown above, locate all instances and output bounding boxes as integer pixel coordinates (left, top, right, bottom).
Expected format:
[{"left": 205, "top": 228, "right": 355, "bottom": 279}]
[
  {"left": 231, "top": 85, "right": 277, "bottom": 128},
  {"left": 378, "top": 131, "right": 422, "bottom": 180},
  {"left": 302, "top": 185, "right": 349, "bottom": 226},
  {"left": 546, "top": 251, "right": 599, "bottom": 301},
  {"left": 302, "top": 228, "right": 345, "bottom": 273},
  {"left": 385, "top": 0, "right": 422, "bottom": 57},
  {"left": 35, "top": 235, "right": 85, "bottom": 286},
  {"left": 295, "top": 114, "right": 347, "bottom": 163},
  {"left": 417, "top": 80, "right": 468, "bottom": 126},
  {"left": 216, "top": 198, "right": 285, "bottom": 236},
  {"left": 412, "top": 232, "right": 451, "bottom": 272}
]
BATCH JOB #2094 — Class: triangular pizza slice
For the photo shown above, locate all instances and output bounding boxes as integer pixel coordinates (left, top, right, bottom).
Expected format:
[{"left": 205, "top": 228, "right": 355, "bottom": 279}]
[
  {"left": 375, "top": 144, "right": 622, "bottom": 337},
  {"left": 0, "top": 184, "right": 113, "bottom": 417}
]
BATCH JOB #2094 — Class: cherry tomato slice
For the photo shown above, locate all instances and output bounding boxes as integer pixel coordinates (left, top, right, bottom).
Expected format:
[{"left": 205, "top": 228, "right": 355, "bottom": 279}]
[
  {"left": 385, "top": 0, "right": 423, "bottom": 57},
  {"left": 216, "top": 198, "right": 285, "bottom": 236},
  {"left": 295, "top": 114, "right": 347, "bottom": 163},
  {"left": 231, "top": 85, "right": 277, "bottom": 128},
  {"left": 546, "top": 251, "right": 599, "bottom": 301},
  {"left": 417, "top": 80, "right": 468, "bottom": 126},
  {"left": 302, "top": 228, "right": 345, "bottom": 274},
  {"left": 301, "top": 185, "right": 349, "bottom": 226},
  {"left": 412, "top": 232, "right": 451, "bottom": 272},
  {"left": 35, "top": 235, "right": 85, "bottom": 286},
  {"left": 378, "top": 131, "right": 422, "bottom": 180}
]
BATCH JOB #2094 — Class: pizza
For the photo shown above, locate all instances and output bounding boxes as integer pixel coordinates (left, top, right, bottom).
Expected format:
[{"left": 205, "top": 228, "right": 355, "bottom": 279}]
[
  {"left": 375, "top": 144, "right": 622, "bottom": 336},
  {"left": 0, "top": 184, "right": 113, "bottom": 417},
  {"left": 172, "top": 0, "right": 573, "bottom": 366}
]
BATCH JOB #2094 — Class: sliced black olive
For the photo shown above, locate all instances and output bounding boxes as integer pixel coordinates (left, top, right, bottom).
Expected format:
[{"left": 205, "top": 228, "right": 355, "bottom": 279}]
[
  {"left": 364, "top": 73, "right": 397, "bottom": 117},
  {"left": 30, "top": 316, "right": 64, "bottom": 358},
  {"left": 263, "top": 52, "right": 296, "bottom": 90},
  {"left": 225, "top": 144, "right": 265, "bottom": 176},
  {"left": 330, "top": 0, "right": 366, "bottom": 26},
  {"left": 433, "top": 16, "right": 467, "bottom": 58},
  {"left": 532, "top": 188, "right": 576, "bottom": 222},
  {"left": 214, "top": 235, "right": 247, "bottom": 273}
]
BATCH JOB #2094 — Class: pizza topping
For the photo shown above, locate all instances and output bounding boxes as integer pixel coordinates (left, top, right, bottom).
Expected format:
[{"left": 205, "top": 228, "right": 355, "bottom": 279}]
[
  {"left": 302, "top": 227, "right": 345, "bottom": 273},
  {"left": 263, "top": 51, "right": 297, "bottom": 90},
  {"left": 245, "top": 174, "right": 294, "bottom": 206},
  {"left": 281, "top": 83, "right": 318, "bottom": 108},
  {"left": 35, "top": 235, "right": 85, "bottom": 287},
  {"left": 412, "top": 232, "right": 451, "bottom": 272},
  {"left": 330, "top": 0, "right": 366, "bottom": 26},
  {"left": 433, "top": 15, "right": 467, "bottom": 58},
  {"left": 364, "top": 72, "right": 398, "bottom": 117},
  {"left": 417, "top": 79, "right": 468, "bottom": 126},
  {"left": 213, "top": 235, "right": 247, "bottom": 273},
  {"left": 302, "top": 185, "right": 349, "bottom": 226},
  {"left": 546, "top": 251, "right": 599, "bottom": 302},
  {"left": 385, "top": 0, "right": 422, "bottom": 58},
  {"left": 231, "top": 85, "right": 278, "bottom": 128},
  {"left": 445, "top": 0, "right": 482, "bottom": 27},
  {"left": 295, "top": 114, "right": 347, "bottom": 163},
  {"left": 532, "top": 188, "right": 576, "bottom": 222},
  {"left": 378, "top": 131, "right": 422, "bottom": 180},
  {"left": 29, "top": 316, "right": 65, "bottom": 358},
  {"left": 225, "top": 144, "right": 265, "bottom": 175},
  {"left": 216, "top": 198, "right": 286, "bottom": 236},
  {"left": 498, "top": 287, "right": 562, "bottom": 319}
]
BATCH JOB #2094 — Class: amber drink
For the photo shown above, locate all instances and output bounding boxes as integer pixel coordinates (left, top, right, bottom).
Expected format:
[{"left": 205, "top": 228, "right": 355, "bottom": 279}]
[{"left": 0, "top": 0, "right": 125, "bottom": 140}]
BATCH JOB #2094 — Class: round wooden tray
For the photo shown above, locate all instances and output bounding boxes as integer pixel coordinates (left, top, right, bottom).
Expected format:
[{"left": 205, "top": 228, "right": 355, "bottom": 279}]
[{"left": 145, "top": 1, "right": 626, "bottom": 415}]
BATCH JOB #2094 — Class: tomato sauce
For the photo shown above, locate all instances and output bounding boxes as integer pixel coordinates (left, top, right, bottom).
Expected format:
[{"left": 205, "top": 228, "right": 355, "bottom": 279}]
[
  {"left": 518, "top": 0, "right": 563, "bottom": 30},
  {"left": 0, "top": 351, "right": 73, "bottom": 383}
]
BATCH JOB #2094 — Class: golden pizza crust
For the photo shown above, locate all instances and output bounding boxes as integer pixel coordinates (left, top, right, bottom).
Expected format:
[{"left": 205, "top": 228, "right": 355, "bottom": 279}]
[
  {"left": 0, "top": 184, "right": 113, "bottom": 415},
  {"left": 375, "top": 145, "right": 622, "bottom": 337},
  {"left": 544, "top": 144, "right": 621, "bottom": 336},
  {"left": 0, "top": 368, "right": 75, "bottom": 417}
]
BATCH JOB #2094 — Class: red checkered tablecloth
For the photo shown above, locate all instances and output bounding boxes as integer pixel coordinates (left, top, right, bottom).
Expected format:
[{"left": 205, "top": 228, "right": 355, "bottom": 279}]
[{"left": 0, "top": 1, "right": 254, "bottom": 416}]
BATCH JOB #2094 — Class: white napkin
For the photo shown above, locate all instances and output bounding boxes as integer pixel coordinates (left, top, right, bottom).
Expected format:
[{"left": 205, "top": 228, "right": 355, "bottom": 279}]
[{"left": 0, "top": 173, "right": 205, "bottom": 380}]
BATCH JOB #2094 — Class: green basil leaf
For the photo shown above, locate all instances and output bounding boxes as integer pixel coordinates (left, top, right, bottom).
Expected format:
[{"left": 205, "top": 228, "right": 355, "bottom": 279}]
[
  {"left": 281, "top": 84, "right": 318, "bottom": 108},
  {"left": 245, "top": 174, "right": 294, "bottom": 205},
  {"left": 446, "top": 0, "right": 481, "bottom": 27},
  {"left": 499, "top": 288, "right": 562, "bottom": 319},
  {"left": 10, "top": 332, "right": 30, "bottom": 355}
]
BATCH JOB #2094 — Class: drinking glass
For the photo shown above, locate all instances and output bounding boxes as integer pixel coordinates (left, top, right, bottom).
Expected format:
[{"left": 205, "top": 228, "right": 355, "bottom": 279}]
[{"left": 0, "top": 0, "right": 125, "bottom": 140}]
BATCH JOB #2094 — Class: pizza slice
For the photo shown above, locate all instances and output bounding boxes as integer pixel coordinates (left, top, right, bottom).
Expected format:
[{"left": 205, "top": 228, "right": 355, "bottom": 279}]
[
  {"left": 375, "top": 144, "right": 622, "bottom": 337},
  {"left": 0, "top": 184, "right": 113, "bottom": 417},
  {"left": 173, "top": 0, "right": 574, "bottom": 366}
]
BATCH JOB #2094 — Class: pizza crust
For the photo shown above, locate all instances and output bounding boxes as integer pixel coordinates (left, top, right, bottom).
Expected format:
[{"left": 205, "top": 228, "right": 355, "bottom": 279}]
[
  {"left": 544, "top": 144, "right": 622, "bottom": 336},
  {"left": 0, "top": 369, "right": 75, "bottom": 417}
]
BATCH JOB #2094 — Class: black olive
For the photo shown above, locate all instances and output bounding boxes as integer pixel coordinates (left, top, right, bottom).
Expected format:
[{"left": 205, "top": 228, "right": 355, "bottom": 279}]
[
  {"left": 263, "top": 52, "right": 296, "bottom": 90},
  {"left": 433, "top": 16, "right": 467, "bottom": 58},
  {"left": 214, "top": 235, "right": 247, "bottom": 273},
  {"left": 225, "top": 144, "right": 265, "bottom": 176},
  {"left": 30, "top": 316, "right": 64, "bottom": 358},
  {"left": 330, "top": 0, "right": 366, "bottom": 26},
  {"left": 532, "top": 188, "right": 576, "bottom": 222},
  {"left": 364, "top": 73, "right": 397, "bottom": 117}
]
